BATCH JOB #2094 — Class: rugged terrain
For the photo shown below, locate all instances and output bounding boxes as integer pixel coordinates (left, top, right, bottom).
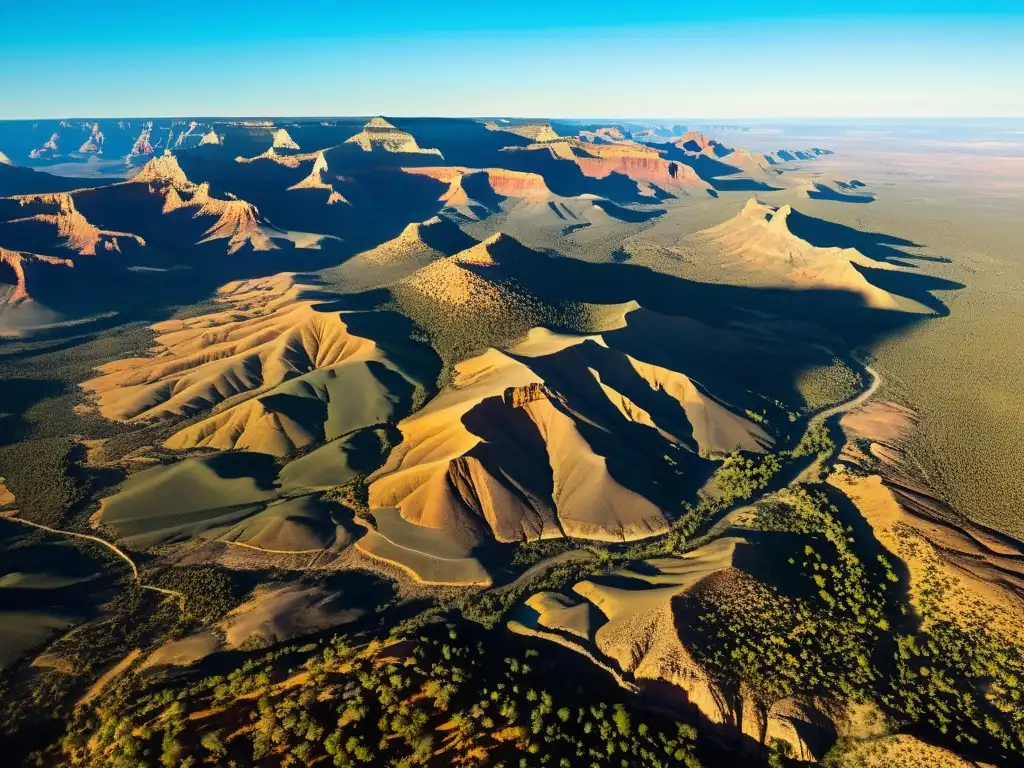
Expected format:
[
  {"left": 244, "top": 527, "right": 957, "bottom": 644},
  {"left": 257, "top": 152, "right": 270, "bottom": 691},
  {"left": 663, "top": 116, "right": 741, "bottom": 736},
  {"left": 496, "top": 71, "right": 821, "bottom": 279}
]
[{"left": 1, "top": 116, "right": 1021, "bottom": 768}]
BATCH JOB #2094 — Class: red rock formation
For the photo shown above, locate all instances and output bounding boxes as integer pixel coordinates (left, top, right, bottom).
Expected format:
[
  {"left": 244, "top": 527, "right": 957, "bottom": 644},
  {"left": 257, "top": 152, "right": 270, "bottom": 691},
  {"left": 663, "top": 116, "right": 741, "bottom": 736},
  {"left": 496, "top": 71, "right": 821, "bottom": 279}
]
[
  {"left": 403, "top": 167, "right": 553, "bottom": 208},
  {"left": 509, "top": 139, "right": 706, "bottom": 191},
  {"left": 484, "top": 169, "right": 551, "bottom": 199},
  {"left": 10, "top": 193, "right": 146, "bottom": 255},
  {"left": 0, "top": 247, "right": 73, "bottom": 304},
  {"left": 575, "top": 151, "right": 702, "bottom": 188}
]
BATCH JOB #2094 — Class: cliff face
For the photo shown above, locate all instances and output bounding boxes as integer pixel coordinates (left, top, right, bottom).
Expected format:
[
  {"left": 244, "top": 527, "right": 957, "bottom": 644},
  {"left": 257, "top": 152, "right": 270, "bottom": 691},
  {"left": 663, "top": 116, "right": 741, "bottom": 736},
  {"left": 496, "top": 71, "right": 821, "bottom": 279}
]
[
  {"left": 134, "top": 151, "right": 275, "bottom": 253},
  {"left": 345, "top": 117, "right": 443, "bottom": 156},
  {"left": 575, "top": 152, "right": 702, "bottom": 188},
  {"left": 484, "top": 169, "right": 551, "bottom": 199},
  {"left": 507, "top": 139, "right": 706, "bottom": 191},
  {"left": 10, "top": 193, "right": 146, "bottom": 255},
  {"left": 0, "top": 247, "right": 73, "bottom": 304}
]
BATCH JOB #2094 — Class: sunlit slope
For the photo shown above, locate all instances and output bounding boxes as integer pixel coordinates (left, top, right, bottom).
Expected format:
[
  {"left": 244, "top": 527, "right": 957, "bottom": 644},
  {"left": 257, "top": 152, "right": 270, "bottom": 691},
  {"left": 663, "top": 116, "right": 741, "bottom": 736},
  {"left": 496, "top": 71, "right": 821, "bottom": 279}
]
[
  {"left": 82, "top": 273, "right": 437, "bottom": 456},
  {"left": 700, "top": 199, "right": 925, "bottom": 311},
  {"left": 368, "top": 325, "right": 769, "bottom": 545}
]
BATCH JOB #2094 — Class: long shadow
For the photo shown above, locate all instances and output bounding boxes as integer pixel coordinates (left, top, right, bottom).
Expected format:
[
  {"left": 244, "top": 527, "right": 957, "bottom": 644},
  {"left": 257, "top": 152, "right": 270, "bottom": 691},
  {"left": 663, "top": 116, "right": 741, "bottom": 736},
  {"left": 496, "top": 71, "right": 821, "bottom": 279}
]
[
  {"left": 853, "top": 264, "right": 963, "bottom": 316},
  {"left": 0, "top": 159, "right": 456, "bottom": 334},
  {"left": 658, "top": 144, "right": 782, "bottom": 191},
  {"left": 591, "top": 199, "right": 666, "bottom": 223},
  {"left": 386, "top": 117, "right": 534, "bottom": 167},
  {"left": 806, "top": 183, "right": 874, "bottom": 204},
  {"left": 708, "top": 177, "right": 781, "bottom": 192},
  {"left": 785, "top": 208, "right": 948, "bottom": 265},
  {"left": 817, "top": 483, "right": 916, "bottom": 632},
  {"left": 502, "top": 246, "right": 935, "bottom": 348},
  {"left": 494, "top": 146, "right": 669, "bottom": 204},
  {"left": 0, "top": 378, "right": 65, "bottom": 445},
  {"left": 0, "top": 164, "right": 107, "bottom": 196}
]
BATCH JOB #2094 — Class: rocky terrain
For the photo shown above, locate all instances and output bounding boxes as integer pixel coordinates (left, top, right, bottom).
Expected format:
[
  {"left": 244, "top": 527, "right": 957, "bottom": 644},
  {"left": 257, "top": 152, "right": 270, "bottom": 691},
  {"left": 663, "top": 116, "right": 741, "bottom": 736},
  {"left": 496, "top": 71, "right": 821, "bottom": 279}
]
[{"left": 0, "top": 115, "right": 1021, "bottom": 768}]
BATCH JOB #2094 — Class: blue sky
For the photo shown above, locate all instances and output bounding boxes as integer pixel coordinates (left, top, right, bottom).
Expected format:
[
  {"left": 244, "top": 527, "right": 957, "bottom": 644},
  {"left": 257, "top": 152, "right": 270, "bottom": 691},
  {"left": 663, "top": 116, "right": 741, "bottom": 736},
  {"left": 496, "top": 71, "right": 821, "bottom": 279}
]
[{"left": 2, "top": 1, "right": 1022, "bottom": 118}]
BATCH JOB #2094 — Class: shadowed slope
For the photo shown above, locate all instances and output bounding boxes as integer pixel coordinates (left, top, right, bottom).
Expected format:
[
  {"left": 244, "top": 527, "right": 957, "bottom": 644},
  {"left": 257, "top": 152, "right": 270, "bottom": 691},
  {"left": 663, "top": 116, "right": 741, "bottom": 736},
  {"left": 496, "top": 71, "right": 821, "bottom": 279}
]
[{"left": 368, "top": 324, "right": 769, "bottom": 546}]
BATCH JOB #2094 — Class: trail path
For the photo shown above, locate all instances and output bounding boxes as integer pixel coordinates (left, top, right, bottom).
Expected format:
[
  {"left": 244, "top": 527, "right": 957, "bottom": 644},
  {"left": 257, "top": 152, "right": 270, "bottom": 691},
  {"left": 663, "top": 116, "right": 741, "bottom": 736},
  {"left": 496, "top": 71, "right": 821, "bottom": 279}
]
[
  {"left": 816, "top": 359, "right": 881, "bottom": 423},
  {"left": 0, "top": 513, "right": 186, "bottom": 610}
]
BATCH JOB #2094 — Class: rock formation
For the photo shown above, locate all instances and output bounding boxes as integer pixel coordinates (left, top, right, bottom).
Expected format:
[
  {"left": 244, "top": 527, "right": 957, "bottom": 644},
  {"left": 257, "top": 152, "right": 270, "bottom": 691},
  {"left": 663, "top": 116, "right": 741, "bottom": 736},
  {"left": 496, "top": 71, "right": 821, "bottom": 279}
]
[
  {"left": 485, "top": 121, "right": 560, "bottom": 142},
  {"left": 29, "top": 133, "right": 59, "bottom": 159},
  {"left": 271, "top": 128, "right": 300, "bottom": 150},
  {"left": 286, "top": 152, "right": 347, "bottom": 204},
  {"left": 235, "top": 147, "right": 321, "bottom": 167},
  {"left": 700, "top": 199, "right": 912, "bottom": 310},
  {"left": 345, "top": 117, "right": 442, "bottom": 156},
  {"left": 9, "top": 193, "right": 146, "bottom": 255},
  {"left": 508, "top": 138, "right": 706, "bottom": 192},
  {"left": 0, "top": 247, "right": 73, "bottom": 304},
  {"left": 77, "top": 123, "right": 105, "bottom": 154},
  {"left": 126, "top": 124, "right": 155, "bottom": 160},
  {"left": 134, "top": 151, "right": 275, "bottom": 253}
]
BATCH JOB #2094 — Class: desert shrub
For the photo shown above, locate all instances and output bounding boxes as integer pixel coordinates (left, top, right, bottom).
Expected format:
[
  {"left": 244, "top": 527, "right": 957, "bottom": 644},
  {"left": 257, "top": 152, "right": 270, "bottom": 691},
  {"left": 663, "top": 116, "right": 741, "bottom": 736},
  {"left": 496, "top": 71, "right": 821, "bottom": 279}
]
[
  {"left": 789, "top": 421, "right": 836, "bottom": 459},
  {"left": 142, "top": 564, "right": 249, "bottom": 625},
  {"left": 797, "top": 358, "right": 862, "bottom": 412},
  {"left": 324, "top": 474, "right": 370, "bottom": 516},
  {"left": 0, "top": 437, "right": 86, "bottom": 525},
  {"left": 54, "top": 620, "right": 706, "bottom": 768}
]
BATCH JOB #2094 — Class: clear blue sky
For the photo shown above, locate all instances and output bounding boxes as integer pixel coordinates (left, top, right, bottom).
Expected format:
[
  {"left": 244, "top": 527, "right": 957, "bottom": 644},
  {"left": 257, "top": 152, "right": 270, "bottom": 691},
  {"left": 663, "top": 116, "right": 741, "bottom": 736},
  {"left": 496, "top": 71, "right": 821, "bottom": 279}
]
[{"left": 2, "top": 1, "right": 1022, "bottom": 119}]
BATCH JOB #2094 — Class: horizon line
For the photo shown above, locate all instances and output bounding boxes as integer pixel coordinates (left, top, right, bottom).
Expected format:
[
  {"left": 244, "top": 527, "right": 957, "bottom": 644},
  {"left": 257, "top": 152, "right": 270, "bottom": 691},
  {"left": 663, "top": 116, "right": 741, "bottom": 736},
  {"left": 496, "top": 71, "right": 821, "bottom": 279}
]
[{"left": 3, "top": 114, "right": 1024, "bottom": 123}]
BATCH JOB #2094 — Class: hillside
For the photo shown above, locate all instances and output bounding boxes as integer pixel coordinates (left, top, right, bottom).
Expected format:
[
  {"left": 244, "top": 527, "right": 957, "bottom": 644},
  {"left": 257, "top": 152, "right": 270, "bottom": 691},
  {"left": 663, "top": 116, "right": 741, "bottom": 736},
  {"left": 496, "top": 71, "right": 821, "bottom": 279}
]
[
  {"left": 1, "top": 114, "right": 1019, "bottom": 768},
  {"left": 700, "top": 199, "right": 921, "bottom": 310}
]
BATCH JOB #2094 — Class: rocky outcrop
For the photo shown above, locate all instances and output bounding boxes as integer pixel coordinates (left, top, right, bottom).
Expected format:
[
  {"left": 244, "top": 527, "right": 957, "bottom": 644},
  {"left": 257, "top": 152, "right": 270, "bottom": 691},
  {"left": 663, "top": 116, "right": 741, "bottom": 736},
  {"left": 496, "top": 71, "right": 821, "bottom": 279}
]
[
  {"left": 403, "top": 166, "right": 553, "bottom": 213},
  {"left": 174, "top": 122, "right": 201, "bottom": 147},
  {"left": 271, "top": 129, "right": 300, "bottom": 150},
  {"left": 485, "top": 121, "right": 560, "bottom": 142},
  {"left": 29, "top": 133, "right": 59, "bottom": 159},
  {"left": 10, "top": 193, "right": 146, "bottom": 255},
  {"left": 700, "top": 199, "right": 913, "bottom": 310},
  {"left": 579, "top": 126, "right": 629, "bottom": 143},
  {"left": 134, "top": 151, "right": 275, "bottom": 253},
  {"left": 286, "top": 152, "right": 347, "bottom": 204},
  {"left": 345, "top": 117, "right": 442, "bottom": 156},
  {"left": 235, "top": 146, "right": 322, "bottom": 167},
  {"left": 132, "top": 151, "right": 191, "bottom": 187},
  {"left": 77, "top": 123, "right": 105, "bottom": 154},
  {"left": 0, "top": 151, "right": 14, "bottom": 166},
  {"left": 677, "top": 131, "right": 728, "bottom": 156},
  {"left": 764, "top": 148, "right": 833, "bottom": 164},
  {"left": 508, "top": 138, "right": 706, "bottom": 191},
  {"left": 0, "top": 247, "right": 73, "bottom": 304},
  {"left": 198, "top": 129, "right": 221, "bottom": 146}
]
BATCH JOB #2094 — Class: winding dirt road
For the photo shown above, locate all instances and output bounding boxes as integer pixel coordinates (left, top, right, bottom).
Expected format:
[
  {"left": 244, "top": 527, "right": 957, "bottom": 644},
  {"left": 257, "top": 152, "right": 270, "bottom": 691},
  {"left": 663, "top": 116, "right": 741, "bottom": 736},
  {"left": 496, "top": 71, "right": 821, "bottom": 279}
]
[
  {"left": 0, "top": 513, "right": 186, "bottom": 610},
  {"left": 816, "top": 358, "right": 881, "bottom": 424}
]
